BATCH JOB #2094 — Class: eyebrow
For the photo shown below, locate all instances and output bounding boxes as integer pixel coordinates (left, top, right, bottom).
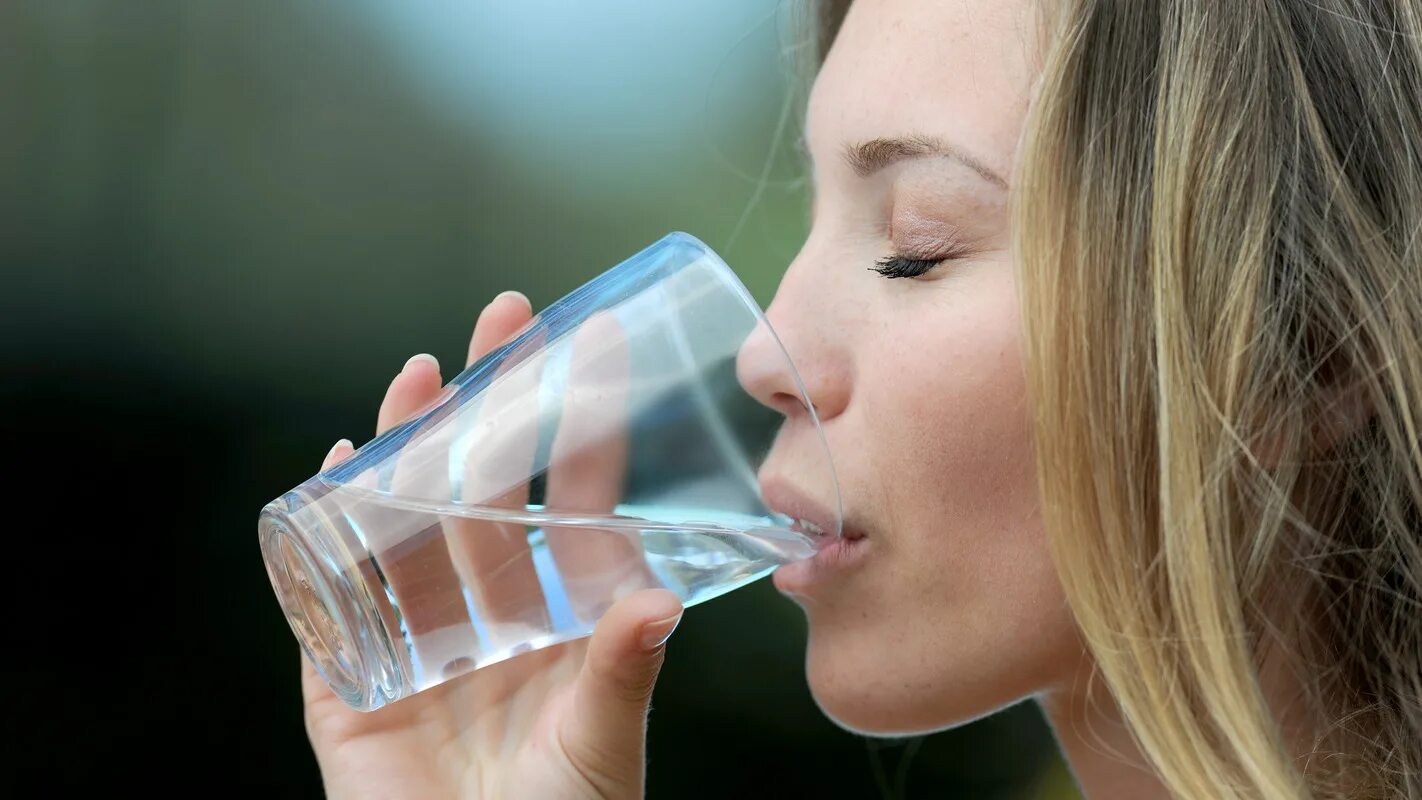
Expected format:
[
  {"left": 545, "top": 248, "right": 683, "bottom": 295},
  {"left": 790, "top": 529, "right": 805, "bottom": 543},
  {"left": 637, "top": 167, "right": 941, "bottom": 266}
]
[{"left": 841, "top": 134, "right": 1008, "bottom": 190}]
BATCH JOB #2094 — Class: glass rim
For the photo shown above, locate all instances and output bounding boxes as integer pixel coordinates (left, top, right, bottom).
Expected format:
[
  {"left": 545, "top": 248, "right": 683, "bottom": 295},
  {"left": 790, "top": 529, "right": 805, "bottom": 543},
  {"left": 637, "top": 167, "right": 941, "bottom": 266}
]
[{"left": 665, "top": 231, "right": 844, "bottom": 537}]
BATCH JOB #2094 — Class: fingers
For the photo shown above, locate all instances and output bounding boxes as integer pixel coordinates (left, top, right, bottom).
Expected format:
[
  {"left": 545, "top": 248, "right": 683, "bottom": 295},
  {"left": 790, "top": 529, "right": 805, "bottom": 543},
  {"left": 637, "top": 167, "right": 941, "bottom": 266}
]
[
  {"left": 300, "top": 651, "right": 335, "bottom": 706},
  {"left": 353, "top": 292, "right": 542, "bottom": 685},
  {"left": 468, "top": 290, "right": 533, "bottom": 367},
  {"left": 446, "top": 306, "right": 550, "bottom": 663},
  {"left": 561, "top": 589, "right": 683, "bottom": 796},
  {"left": 543, "top": 310, "right": 653, "bottom": 625},
  {"left": 303, "top": 292, "right": 550, "bottom": 693},
  {"left": 378, "top": 354, "right": 445, "bottom": 434},
  {"left": 366, "top": 353, "right": 484, "bottom": 684},
  {"left": 322, "top": 438, "right": 354, "bottom": 471},
  {"left": 303, "top": 443, "right": 356, "bottom": 711}
]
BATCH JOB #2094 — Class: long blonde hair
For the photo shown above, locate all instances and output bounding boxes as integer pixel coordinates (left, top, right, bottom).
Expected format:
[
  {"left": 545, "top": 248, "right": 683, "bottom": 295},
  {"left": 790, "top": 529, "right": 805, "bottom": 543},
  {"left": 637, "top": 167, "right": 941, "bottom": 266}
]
[{"left": 809, "top": 2, "right": 1422, "bottom": 796}]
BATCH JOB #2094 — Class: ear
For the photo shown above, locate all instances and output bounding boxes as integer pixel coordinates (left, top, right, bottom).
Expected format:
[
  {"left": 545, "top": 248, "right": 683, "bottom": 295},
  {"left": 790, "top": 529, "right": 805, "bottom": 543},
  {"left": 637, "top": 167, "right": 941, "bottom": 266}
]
[
  {"left": 1250, "top": 378, "right": 1374, "bottom": 467},
  {"left": 1308, "top": 379, "right": 1374, "bottom": 454}
]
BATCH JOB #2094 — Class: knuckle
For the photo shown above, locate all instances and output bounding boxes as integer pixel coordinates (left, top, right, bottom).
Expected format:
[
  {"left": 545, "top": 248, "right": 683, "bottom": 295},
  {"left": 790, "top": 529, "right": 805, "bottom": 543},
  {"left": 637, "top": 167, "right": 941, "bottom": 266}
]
[{"left": 612, "top": 663, "right": 662, "bottom": 705}]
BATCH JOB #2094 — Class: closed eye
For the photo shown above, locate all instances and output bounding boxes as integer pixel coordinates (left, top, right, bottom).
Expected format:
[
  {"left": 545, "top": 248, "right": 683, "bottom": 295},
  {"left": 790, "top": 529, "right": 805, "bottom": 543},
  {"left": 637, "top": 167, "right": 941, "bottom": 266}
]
[
  {"left": 870, "top": 255, "right": 945, "bottom": 279},
  {"left": 869, "top": 239, "right": 973, "bottom": 279}
]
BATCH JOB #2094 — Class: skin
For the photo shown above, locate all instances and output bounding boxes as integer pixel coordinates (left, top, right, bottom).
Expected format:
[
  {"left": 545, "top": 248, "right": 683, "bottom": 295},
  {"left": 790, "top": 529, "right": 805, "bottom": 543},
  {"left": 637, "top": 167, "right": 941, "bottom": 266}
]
[
  {"left": 305, "top": 292, "right": 688, "bottom": 800},
  {"left": 748, "top": 0, "right": 1074, "bottom": 735},
  {"left": 744, "top": 1, "right": 1171, "bottom": 794},
  {"left": 306, "top": 1, "right": 1197, "bottom": 796},
  {"left": 747, "top": 0, "right": 1173, "bottom": 794}
]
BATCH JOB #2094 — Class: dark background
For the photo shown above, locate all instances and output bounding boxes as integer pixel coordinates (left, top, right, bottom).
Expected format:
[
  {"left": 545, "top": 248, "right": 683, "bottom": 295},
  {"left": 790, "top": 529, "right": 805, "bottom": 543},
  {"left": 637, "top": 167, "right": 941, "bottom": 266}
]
[{"left": 2, "top": 2, "right": 1076, "bottom": 796}]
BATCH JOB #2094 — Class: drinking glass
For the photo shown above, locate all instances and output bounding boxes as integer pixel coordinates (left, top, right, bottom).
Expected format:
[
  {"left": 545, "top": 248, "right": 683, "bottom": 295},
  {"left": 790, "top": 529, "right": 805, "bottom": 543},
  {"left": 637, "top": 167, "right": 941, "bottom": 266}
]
[{"left": 259, "top": 232, "right": 842, "bottom": 711}]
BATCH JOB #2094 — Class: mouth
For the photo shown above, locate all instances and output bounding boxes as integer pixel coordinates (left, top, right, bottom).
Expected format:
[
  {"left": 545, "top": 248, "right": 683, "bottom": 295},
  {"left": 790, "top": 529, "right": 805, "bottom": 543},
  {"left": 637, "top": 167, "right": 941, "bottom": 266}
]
[
  {"left": 758, "top": 475, "right": 855, "bottom": 543},
  {"left": 759, "top": 476, "right": 870, "bottom": 591},
  {"left": 788, "top": 516, "right": 868, "bottom": 547}
]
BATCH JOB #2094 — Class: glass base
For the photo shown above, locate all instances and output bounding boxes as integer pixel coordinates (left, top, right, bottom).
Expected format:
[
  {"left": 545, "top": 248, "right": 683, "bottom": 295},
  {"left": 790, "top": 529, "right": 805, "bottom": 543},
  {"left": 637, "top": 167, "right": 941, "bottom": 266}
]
[{"left": 259, "top": 492, "right": 394, "bottom": 711}]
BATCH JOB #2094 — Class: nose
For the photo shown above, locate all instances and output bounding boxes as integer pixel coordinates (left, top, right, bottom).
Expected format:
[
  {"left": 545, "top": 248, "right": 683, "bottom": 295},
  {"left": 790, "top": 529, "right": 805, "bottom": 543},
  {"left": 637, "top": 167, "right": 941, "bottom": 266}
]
[{"left": 735, "top": 272, "right": 850, "bottom": 423}]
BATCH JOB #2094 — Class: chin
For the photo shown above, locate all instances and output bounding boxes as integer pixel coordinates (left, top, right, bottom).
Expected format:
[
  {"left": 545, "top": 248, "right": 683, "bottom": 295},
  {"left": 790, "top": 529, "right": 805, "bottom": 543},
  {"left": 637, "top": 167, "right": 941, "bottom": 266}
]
[{"left": 801, "top": 626, "right": 1040, "bottom": 738}]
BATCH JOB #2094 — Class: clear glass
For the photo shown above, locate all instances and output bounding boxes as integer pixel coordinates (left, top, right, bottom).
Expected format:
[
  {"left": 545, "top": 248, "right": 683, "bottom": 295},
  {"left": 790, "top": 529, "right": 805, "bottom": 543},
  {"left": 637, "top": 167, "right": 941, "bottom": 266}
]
[{"left": 259, "top": 232, "right": 842, "bottom": 711}]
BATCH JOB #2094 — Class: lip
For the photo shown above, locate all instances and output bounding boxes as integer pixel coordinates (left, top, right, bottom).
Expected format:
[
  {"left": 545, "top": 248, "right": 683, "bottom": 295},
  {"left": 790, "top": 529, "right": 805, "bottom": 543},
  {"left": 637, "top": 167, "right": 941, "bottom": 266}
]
[
  {"left": 758, "top": 475, "right": 846, "bottom": 543},
  {"left": 758, "top": 475, "right": 869, "bottom": 593}
]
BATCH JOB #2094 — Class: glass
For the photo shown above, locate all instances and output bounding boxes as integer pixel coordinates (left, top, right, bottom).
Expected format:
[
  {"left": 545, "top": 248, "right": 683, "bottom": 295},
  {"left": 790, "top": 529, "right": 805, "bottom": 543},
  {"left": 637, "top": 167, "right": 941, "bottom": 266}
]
[{"left": 258, "top": 232, "right": 841, "bottom": 711}]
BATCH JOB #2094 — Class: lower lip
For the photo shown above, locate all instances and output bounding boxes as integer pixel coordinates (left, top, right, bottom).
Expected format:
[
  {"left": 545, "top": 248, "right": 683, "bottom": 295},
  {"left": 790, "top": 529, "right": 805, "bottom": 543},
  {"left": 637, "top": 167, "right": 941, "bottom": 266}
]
[{"left": 772, "top": 533, "right": 869, "bottom": 594}]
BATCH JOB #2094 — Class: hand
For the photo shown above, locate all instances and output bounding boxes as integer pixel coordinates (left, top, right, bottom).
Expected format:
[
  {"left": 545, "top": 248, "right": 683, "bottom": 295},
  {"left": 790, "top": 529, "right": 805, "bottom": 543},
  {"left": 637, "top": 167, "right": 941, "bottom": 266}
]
[{"left": 302, "top": 290, "right": 682, "bottom": 799}]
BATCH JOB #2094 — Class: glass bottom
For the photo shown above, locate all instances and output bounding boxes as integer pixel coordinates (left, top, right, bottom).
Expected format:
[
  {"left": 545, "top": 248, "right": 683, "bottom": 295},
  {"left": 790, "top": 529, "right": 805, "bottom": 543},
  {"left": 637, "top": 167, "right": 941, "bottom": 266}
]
[
  {"left": 259, "top": 482, "right": 818, "bottom": 711},
  {"left": 260, "top": 502, "right": 385, "bottom": 709}
]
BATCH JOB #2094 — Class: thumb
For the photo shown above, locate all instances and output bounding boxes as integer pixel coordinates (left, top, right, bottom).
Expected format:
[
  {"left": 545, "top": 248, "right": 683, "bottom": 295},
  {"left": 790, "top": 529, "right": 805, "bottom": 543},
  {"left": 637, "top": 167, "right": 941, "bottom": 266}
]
[{"left": 560, "top": 588, "right": 683, "bottom": 794}]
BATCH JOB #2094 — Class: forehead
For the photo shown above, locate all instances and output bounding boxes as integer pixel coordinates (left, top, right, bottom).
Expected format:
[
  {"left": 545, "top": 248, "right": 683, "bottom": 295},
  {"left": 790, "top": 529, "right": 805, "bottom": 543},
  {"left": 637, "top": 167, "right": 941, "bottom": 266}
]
[{"left": 806, "top": 0, "right": 1041, "bottom": 179}]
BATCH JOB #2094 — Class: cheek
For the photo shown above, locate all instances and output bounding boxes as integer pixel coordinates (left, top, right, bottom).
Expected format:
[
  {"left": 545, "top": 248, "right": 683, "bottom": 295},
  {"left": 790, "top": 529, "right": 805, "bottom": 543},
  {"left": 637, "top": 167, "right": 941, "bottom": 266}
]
[
  {"left": 882, "top": 282, "right": 1035, "bottom": 529},
  {"left": 802, "top": 276, "right": 1081, "bottom": 734},
  {"left": 875, "top": 287, "right": 1044, "bottom": 619}
]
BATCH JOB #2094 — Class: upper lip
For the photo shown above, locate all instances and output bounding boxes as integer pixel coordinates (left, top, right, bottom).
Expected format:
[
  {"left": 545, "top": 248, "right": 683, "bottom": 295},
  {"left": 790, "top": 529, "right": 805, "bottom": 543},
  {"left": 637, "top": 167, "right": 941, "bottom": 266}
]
[{"left": 759, "top": 475, "right": 859, "bottom": 540}]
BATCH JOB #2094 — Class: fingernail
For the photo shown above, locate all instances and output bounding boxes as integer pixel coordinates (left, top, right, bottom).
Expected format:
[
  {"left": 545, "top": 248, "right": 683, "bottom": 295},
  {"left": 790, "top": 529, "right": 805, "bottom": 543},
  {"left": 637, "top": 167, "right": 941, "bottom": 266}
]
[
  {"left": 494, "top": 290, "right": 530, "bottom": 309},
  {"left": 324, "top": 438, "right": 353, "bottom": 465},
  {"left": 640, "top": 610, "right": 684, "bottom": 651},
  {"left": 403, "top": 353, "right": 439, "bottom": 372}
]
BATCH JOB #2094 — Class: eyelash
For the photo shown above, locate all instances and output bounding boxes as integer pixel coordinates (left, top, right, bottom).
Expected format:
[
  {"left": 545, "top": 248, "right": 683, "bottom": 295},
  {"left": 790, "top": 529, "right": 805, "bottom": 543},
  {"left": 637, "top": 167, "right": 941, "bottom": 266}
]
[{"left": 868, "top": 242, "right": 972, "bottom": 280}]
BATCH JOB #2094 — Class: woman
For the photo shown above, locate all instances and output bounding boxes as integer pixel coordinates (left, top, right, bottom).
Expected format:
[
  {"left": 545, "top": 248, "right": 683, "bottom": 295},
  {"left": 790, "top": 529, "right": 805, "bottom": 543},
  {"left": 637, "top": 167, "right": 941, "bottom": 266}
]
[{"left": 301, "top": 0, "right": 1422, "bottom": 797}]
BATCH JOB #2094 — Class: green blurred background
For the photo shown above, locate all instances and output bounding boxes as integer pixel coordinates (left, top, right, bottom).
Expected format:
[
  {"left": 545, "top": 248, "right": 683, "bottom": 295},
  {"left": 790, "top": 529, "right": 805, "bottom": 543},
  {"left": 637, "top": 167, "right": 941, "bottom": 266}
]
[{"left": 1, "top": 2, "right": 1078, "bottom": 796}]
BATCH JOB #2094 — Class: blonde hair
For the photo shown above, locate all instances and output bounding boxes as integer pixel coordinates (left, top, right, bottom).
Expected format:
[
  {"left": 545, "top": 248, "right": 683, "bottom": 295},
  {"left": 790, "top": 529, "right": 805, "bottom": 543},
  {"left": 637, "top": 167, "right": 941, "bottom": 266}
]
[{"left": 810, "top": 1, "right": 1422, "bottom": 797}]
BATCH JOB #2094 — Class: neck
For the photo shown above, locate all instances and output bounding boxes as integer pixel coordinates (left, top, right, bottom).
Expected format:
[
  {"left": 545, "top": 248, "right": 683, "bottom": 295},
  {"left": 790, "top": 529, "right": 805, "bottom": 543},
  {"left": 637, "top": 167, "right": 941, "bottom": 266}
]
[
  {"left": 1037, "top": 668, "right": 1172, "bottom": 799},
  {"left": 1038, "top": 644, "right": 1323, "bottom": 798}
]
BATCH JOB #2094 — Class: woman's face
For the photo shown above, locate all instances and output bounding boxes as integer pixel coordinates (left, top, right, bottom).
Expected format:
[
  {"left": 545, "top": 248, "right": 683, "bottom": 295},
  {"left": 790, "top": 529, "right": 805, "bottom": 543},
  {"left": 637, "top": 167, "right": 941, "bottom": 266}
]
[{"left": 738, "top": 0, "right": 1083, "bottom": 735}]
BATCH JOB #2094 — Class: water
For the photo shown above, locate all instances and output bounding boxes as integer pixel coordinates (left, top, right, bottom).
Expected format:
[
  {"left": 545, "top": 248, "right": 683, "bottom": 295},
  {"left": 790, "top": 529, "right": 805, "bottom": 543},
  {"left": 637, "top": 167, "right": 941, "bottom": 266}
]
[{"left": 263, "top": 482, "right": 816, "bottom": 709}]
